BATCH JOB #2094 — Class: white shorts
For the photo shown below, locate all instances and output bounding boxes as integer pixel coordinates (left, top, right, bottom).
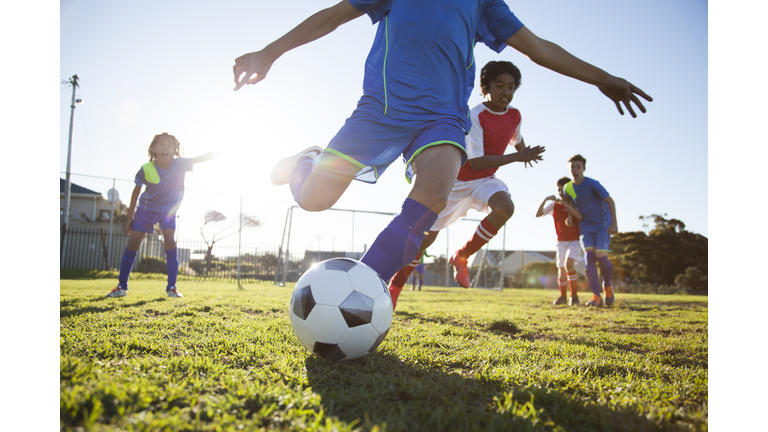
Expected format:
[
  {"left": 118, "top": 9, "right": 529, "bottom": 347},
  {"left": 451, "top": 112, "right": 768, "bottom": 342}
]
[
  {"left": 556, "top": 240, "right": 583, "bottom": 268},
  {"left": 431, "top": 177, "right": 509, "bottom": 231}
]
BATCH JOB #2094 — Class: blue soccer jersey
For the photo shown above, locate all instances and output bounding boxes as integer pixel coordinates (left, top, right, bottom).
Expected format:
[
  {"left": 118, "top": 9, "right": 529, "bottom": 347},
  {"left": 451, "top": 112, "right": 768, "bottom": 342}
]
[
  {"left": 134, "top": 158, "right": 194, "bottom": 214},
  {"left": 564, "top": 177, "right": 611, "bottom": 229},
  {"left": 349, "top": 0, "right": 524, "bottom": 132}
]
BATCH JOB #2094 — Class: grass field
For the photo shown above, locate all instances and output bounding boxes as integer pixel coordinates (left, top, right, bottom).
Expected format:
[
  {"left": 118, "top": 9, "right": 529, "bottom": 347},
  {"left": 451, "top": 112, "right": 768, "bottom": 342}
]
[{"left": 60, "top": 278, "right": 707, "bottom": 431}]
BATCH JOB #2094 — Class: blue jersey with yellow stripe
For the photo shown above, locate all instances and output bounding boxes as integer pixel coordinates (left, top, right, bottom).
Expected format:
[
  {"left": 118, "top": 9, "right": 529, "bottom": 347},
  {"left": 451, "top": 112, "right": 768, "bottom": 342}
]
[
  {"left": 349, "top": 0, "right": 524, "bottom": 132},
  {"left": 134, "top": 158, "right": 194, "bottom": 214},
  {"left": 564, "top": 177, "right": 612, "bottom": 230}
]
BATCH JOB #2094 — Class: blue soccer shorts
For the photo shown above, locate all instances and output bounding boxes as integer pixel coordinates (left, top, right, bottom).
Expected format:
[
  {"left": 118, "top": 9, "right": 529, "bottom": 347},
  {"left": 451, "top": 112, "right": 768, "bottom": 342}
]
[
  {"left": 132, "top": 208, "right": 177, "bottom": 233},
  {"left": 325, "top": 107, "right": 468, "bottom": 184},
  {"left": 579, "top": 224, "right": 611, "bottom": 253}
]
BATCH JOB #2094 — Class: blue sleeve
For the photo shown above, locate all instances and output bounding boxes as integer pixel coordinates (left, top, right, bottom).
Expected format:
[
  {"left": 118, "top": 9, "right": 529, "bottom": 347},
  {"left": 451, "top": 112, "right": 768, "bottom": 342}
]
[
  {"left": 178, "top": 158, "right": 194, "bottom": 173},
  {"left": 478, "top": 0, "right": 524, "bottom": 53},
  {"left": 348, "top": 0, "right": 391, "bottom": 24},
  {"left": 134, "top": 167, "right": 145, "bottom": 186},
  {"left": 591, "top": 179, "right": 610, "bottom": 201}
]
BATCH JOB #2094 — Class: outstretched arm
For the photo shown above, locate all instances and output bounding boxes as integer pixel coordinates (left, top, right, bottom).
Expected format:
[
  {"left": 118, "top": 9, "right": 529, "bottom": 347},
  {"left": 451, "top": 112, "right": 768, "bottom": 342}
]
[
  {"left": 468, "top": 144, "right": 545, "bottom": 171},
  {"left": 506, "top": 27, "right": 652, "bottom": 117},
  {"left": 189, "top": 151, "right": 221, "bottom": 165},
  {"left": 233, "top": 0, "right": 364, "bottom": 90}
]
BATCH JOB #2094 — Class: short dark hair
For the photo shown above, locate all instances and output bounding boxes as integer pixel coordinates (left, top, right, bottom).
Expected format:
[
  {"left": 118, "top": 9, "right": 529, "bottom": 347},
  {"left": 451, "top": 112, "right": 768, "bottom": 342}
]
[
  {"left": 568, "top": 154, "right": 587, "bottom": 167},
  {"left": 557, "top": 177, "right": 571, "bottom": 187},
  {"left": 480, "top": 61, "right": 521, "bottom": 92}
]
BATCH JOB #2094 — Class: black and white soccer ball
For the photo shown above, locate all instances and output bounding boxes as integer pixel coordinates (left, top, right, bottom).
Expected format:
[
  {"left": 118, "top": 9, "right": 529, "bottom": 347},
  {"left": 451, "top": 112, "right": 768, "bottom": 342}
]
[{"left": 289, "top": 258, "right": 393, "bottom": 362}]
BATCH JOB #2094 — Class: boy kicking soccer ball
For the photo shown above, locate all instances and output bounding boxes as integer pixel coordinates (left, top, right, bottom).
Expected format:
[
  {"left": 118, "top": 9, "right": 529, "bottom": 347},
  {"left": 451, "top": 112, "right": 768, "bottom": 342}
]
[
  {"left": 563, "top": 154, "right": 617, "bottom": 306},
  {"left": 536, "top": 176, "right": 583, "bottom": 306},
  {"left": 106, "top": 133, "right": 218, "bottom": 299},
  {"left": 233, "top": 0, "right": 651, "bottom": 288}
]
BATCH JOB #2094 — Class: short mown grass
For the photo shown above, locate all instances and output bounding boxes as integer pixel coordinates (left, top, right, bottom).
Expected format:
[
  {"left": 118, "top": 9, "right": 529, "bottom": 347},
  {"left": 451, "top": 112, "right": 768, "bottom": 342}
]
[{"left": 60, "top": 279, "right": 707, "bottom": 431}]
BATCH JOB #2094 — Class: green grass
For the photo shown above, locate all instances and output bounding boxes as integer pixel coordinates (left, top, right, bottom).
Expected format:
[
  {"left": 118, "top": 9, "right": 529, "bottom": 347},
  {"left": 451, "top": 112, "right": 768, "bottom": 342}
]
[{"left": 60, "top": 280, "right": 707, "bottom": 431}]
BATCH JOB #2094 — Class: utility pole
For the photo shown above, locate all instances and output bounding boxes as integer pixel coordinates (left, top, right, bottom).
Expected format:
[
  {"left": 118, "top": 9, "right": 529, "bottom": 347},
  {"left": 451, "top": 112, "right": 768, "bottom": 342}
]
[{"left": 61, "top": 74, "right": 79, "bottom": 267}]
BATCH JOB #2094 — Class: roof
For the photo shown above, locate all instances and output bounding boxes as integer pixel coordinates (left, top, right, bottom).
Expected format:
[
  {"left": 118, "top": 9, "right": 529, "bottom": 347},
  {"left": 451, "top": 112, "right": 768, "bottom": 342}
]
[{"left": 60, "top": 178, "right": 101, "bottom": 195}]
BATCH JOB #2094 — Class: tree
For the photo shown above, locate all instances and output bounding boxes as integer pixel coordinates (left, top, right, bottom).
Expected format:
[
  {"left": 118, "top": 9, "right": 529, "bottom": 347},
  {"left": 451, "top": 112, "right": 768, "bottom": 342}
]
[
  {"left": 258, "top": 253, "right": 279, "bottom": 275},
  {"left": 611, "top": 214, "right": 707, "bottom": 286},
  {"left": 200, "top": 210, "right": 263, "bottom": 274},
  {"left": 675, "top": 266, "right": 708, "bottom": 293}
]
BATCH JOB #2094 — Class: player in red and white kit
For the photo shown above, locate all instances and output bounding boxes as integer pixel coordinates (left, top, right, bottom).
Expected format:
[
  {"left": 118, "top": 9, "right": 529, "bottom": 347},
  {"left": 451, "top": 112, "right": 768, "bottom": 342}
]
[
  {"left": 386, "top": 61, "right": 545, "bottom": 309},
  {"left": 536, "top": 176, "right": 584, "bottom": 306}
]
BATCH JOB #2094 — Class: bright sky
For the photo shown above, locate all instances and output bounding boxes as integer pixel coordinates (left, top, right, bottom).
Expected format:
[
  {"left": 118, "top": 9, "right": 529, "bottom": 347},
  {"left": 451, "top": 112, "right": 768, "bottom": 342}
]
[{"left": 57, "top": 0, "right": 707, "bottom": 257}]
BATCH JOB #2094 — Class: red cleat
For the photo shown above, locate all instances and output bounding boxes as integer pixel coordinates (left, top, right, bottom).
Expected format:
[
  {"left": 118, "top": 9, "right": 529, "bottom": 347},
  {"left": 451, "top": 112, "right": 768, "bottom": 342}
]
[
  {"left": 449, "top": 252, "right": 470, "bottom": 288},
  {"left": 388, "top": 279, "right": 404, "bottom": 311}
]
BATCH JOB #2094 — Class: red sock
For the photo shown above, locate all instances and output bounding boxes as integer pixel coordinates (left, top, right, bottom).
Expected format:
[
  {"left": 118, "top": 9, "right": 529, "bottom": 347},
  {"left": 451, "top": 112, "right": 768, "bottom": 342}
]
[
  {"left": 456, "top": 217, "right": 499, "bottom": 258},
  {"left": 391, "top": 252, "right": 423, "bottom": 287},
  {"left": 558, "top": 279, "right": 568, "bottom": 297},
  {"left": 567, "top": 271, "right": 579, "bottom": 296}
]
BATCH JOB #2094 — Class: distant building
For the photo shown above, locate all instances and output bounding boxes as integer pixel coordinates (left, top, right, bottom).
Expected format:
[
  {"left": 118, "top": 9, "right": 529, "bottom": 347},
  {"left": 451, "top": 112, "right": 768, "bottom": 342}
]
[
  {"left": 60, "top": 179, "right": 123, "bottom": 228},
  {"left": 470, "top": 249, "right": 586, "bottom": 276}
]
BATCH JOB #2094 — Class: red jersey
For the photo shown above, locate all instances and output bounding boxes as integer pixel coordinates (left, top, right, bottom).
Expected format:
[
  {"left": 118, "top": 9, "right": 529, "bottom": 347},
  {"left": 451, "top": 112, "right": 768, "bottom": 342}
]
[
  {"left": 457, "top": 103, "right": 522, "bottom": 181},
  {"left": 544, "top": 201, "right": 580, "bottom": 242}
]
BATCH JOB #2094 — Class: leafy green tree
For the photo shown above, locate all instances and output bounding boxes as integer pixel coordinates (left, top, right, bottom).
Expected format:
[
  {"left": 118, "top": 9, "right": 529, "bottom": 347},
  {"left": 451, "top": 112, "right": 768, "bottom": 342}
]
[
  {"left": 675, "top": 266, "right": 708, "bottom": 292},
  {"left": 611, "top": 214, "right": 707, "bottom": 285}
]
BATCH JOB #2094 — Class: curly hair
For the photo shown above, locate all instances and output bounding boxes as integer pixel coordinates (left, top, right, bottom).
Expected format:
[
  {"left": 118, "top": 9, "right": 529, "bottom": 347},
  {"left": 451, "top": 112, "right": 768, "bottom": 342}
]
[
  {"left": 147, "top": 132, "right": 184, "bottom": 162},
  {"left": 480, "top": 61, "right": 521, "bottom": 93},
  {"left": 557, "top": 176, "right": 572, "bottom": 187}
]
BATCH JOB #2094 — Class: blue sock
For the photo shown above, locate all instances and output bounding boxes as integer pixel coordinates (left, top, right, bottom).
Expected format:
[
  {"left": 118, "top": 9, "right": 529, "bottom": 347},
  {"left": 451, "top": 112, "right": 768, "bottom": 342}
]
[
  {"left": 118, "top": 248, "right": 138, "bottom": 289},
  {"left": 361, "top": 198, "right": 437, "bottom": 281},
  {"left": 165, "top": 248, "right": 178, "bottom": 289},
  {"left": 585, "top": 251, "right": 601, "bottom": 295},
  {"left": 289, "top": 156, "right": 315, "bottom": 208},
  {"left": 597, "top": 255, "right": 613, "bottom": 291}
]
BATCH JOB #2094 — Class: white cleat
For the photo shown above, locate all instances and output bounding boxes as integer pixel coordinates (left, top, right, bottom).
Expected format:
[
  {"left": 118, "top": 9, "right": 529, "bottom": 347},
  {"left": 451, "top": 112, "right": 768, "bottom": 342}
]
[
  {"left": 166, "top": 287, "right": 184, "bottom": 298},
  {"left": 270, "top": 146, "right": 323, "bottom": 185},
  {"left": 106, "top": 286, "right": 127, "bottom": 298}
]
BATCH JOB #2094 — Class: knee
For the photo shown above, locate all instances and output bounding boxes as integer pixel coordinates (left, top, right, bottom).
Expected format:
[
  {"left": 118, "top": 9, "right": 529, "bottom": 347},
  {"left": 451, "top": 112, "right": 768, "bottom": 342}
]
[
  {"left": 414, "top": 191, "right": 451, "bottom": 215},
  {"left": 585, "top": 251, "right": 596, "bottom": 267},
  {"left": 565, "top": 259, "right": 576, "bottom": 272},
  {"left": 497, "top": 200, "right": 515, "bottom": 219}
]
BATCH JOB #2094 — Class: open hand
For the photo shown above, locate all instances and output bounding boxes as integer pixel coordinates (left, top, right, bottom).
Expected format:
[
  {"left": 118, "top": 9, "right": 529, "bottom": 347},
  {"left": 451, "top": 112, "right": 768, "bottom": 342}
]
[
  {"left": 598, "top": 75, "right": 653, "bottom": 118},
  {"left": 233, "top": 50, "right": 275, "bottom": 91},
  {"left": 518, "top": 145, "right": 546, "bottom": 168}
]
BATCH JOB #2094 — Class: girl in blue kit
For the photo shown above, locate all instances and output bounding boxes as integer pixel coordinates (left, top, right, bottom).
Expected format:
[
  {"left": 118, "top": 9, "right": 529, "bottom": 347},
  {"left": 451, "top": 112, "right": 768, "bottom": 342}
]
[
  {"left": 106, "top": 133, "right": 218, "bottom": 298},
  {"left": 233, "top": 0, "right": 652, "bottom": 285}
]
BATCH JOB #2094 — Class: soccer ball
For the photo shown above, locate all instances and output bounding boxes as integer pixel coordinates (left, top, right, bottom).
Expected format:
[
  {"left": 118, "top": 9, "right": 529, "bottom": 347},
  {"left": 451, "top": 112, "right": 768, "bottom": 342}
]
[{"left": 289, "top": 258, "right": 393, "bottom": 361}]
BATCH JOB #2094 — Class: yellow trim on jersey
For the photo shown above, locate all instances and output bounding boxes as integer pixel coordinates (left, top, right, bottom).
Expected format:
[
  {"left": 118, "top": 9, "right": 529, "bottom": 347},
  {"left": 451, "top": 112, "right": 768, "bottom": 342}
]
[
  {"left": 142, "top": 162, "right": 160, "bottom": 184},
  {"left": 403, "top": 140, "right": 466, "bottom": 184},
  {"left": 383, "top": 16, "right": 389, "bottom": 115},
  {"left": 564, "top": 181, "right": 577, "bottom": 200}
]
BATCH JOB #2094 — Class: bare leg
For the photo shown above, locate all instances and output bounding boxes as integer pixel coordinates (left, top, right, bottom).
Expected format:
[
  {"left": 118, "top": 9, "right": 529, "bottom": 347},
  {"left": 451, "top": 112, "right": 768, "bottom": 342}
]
[
  {"left": 297, "top": 152, "right": 361, "bottom": 212},
  {"left": 408, "top": 145, "right": 464, "bottom": 214},
  {"left": 486, "top": 191, "right": 515, "bottom": 229}
]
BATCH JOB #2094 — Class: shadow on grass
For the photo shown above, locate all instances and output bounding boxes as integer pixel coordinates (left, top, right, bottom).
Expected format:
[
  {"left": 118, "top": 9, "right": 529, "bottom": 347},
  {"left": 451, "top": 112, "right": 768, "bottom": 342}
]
[
  {"left": 60, "top": 298, "right": 166, "bottom": 318},
  {"left": 304, "top": 353, "right": 673, "bottom": 432}
]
